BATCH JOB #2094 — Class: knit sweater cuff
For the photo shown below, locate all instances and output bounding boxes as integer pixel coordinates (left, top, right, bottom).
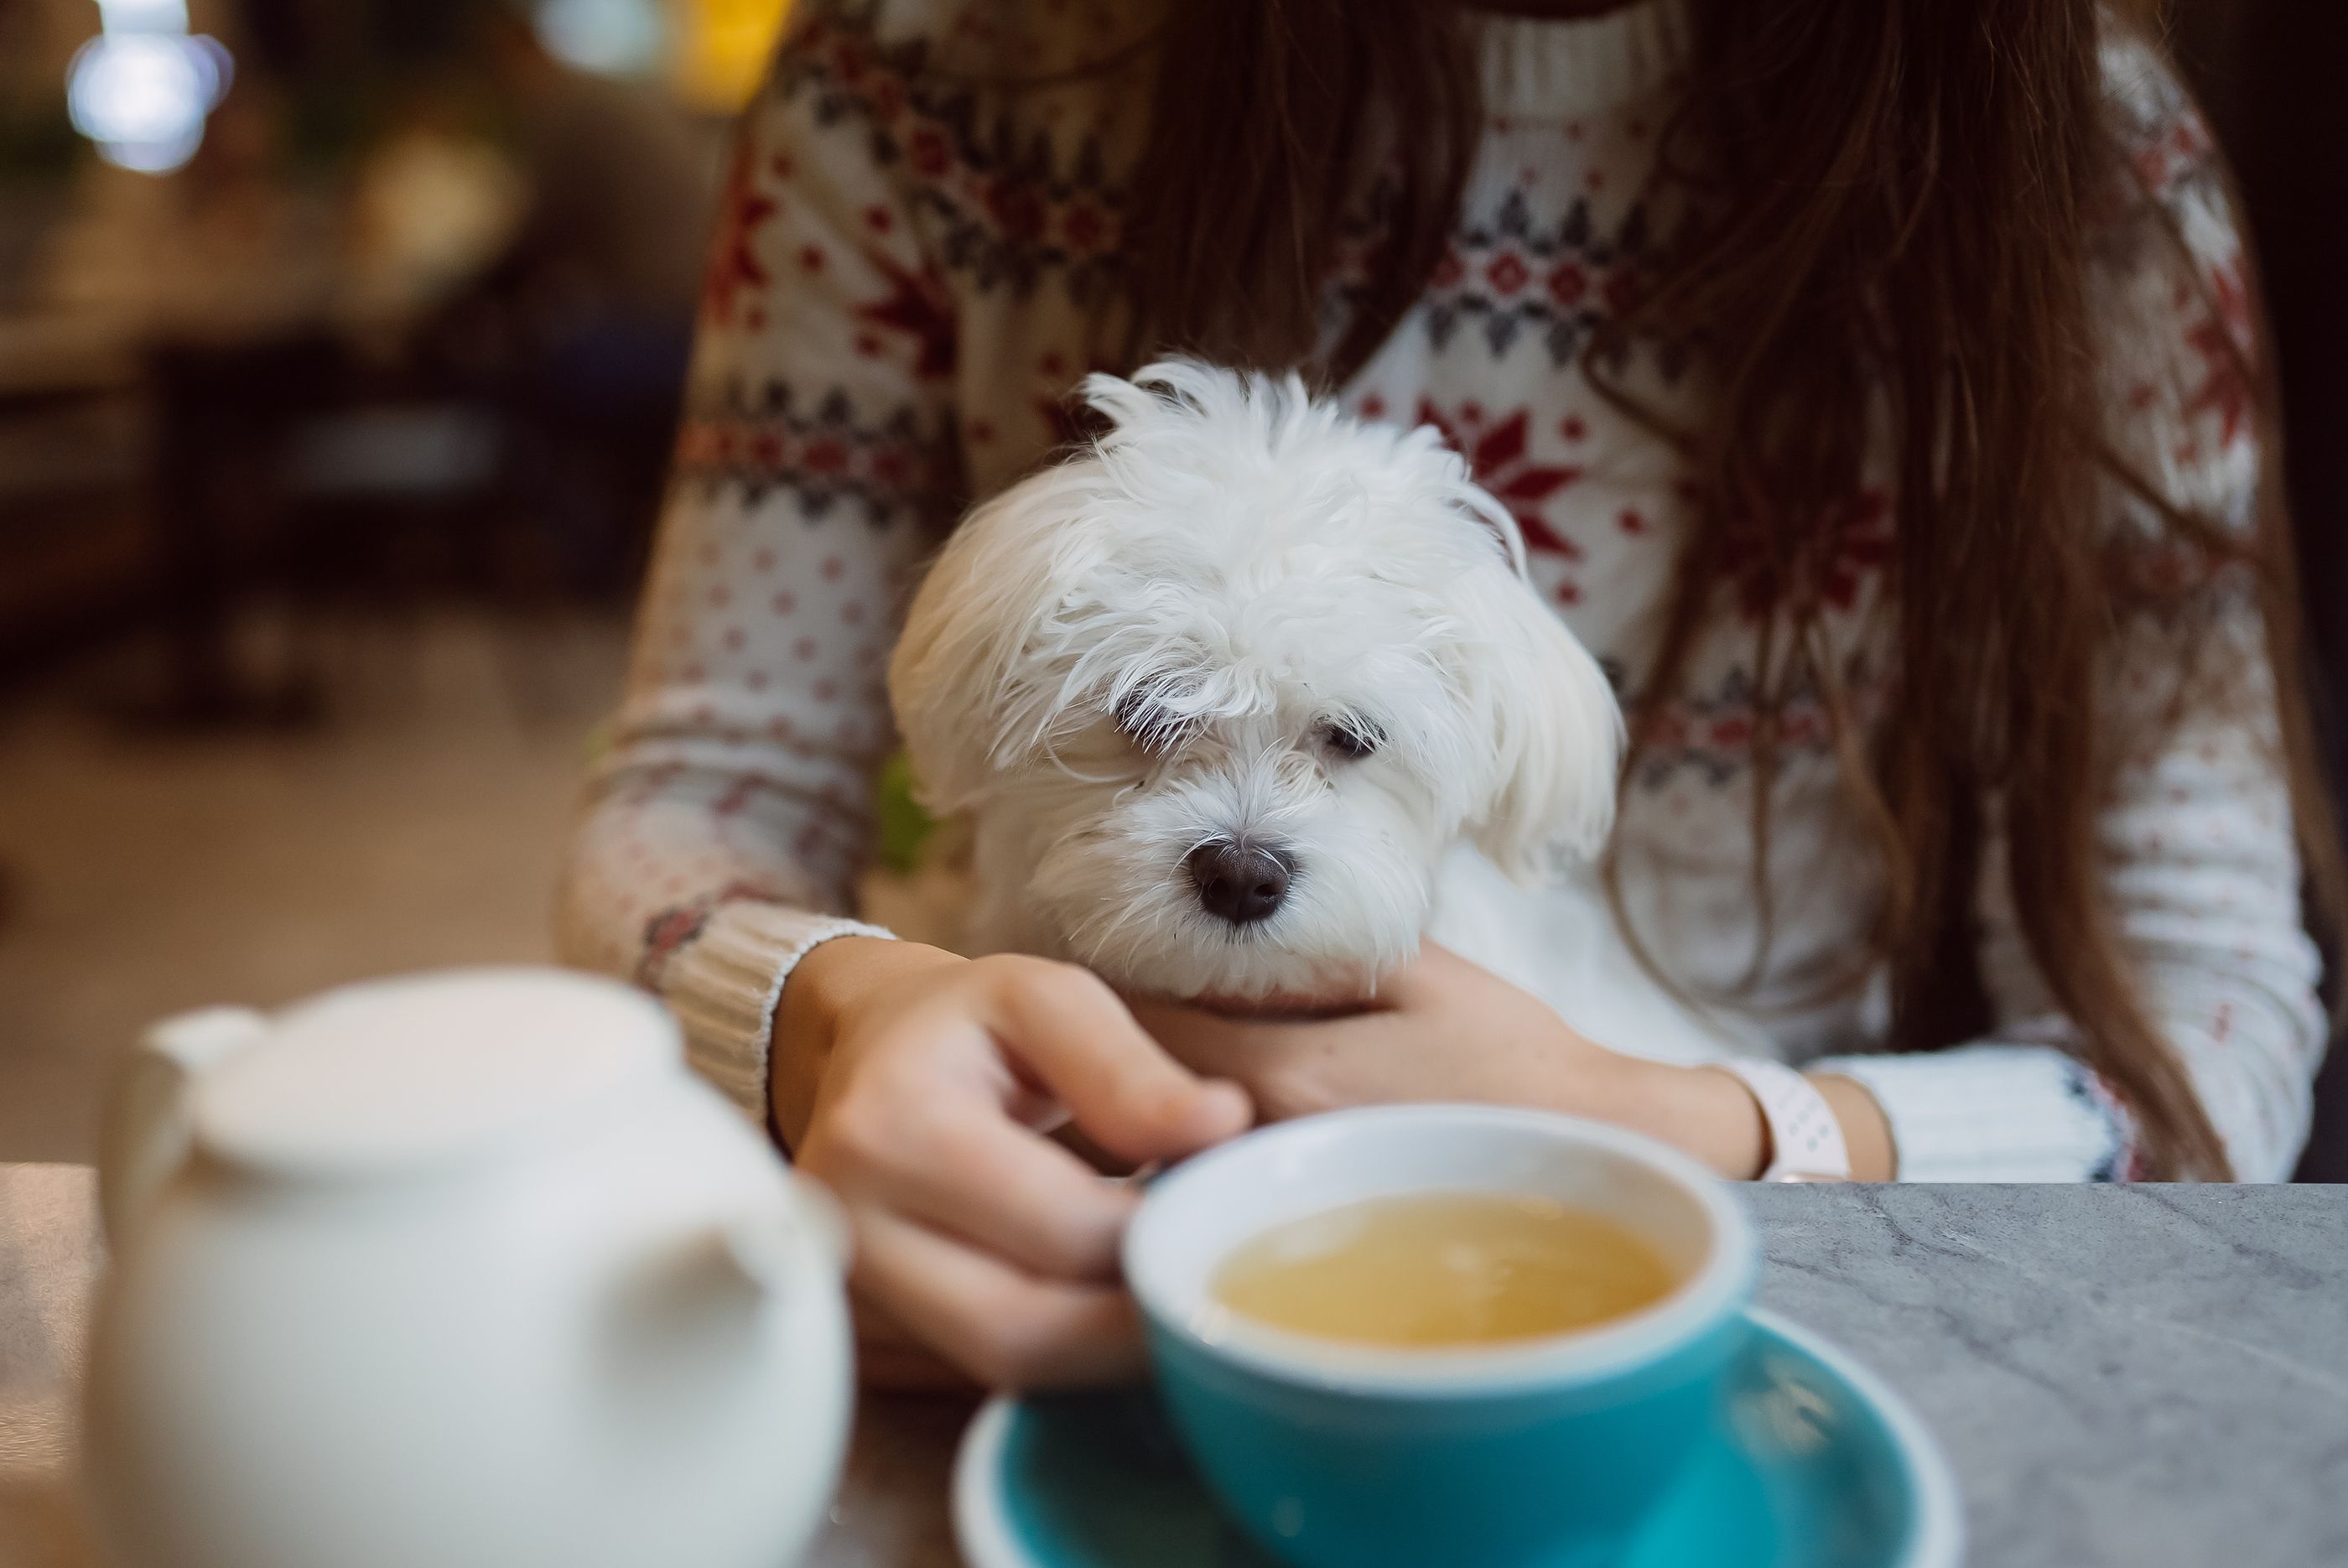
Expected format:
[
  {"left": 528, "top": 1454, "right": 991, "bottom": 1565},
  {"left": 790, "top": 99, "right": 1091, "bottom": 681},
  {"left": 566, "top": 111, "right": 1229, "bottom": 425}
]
[
  {"left": 662, "top": 901, "right": 895, "bottom": 1123},
  {"left": 1812, "top": 1043, "right": 2137, "bottom": 1182}
]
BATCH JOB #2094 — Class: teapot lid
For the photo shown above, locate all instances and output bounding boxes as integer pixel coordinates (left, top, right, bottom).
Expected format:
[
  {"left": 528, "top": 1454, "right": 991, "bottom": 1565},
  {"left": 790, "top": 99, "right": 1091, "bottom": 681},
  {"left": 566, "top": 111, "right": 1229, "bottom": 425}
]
[{"left": 192, "top": 968, "right": 680, "bottom": 1180}]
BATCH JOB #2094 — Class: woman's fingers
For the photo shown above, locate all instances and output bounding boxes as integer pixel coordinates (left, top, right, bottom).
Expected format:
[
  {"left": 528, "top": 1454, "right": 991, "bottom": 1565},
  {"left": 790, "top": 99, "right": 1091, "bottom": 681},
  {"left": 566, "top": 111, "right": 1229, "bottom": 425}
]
[
  {"left": 850, "top": 1207, "right": 1147, "bottom": 1390},
  {"left": 978, "top": 959, "right": 1253, "bottom": 1165},
  {"left": 797, "top": 952, "right": 1255, "bottom": 1390},
  {"left": 856, "top": 1098, "right": 1141, "bottom": 1281}
]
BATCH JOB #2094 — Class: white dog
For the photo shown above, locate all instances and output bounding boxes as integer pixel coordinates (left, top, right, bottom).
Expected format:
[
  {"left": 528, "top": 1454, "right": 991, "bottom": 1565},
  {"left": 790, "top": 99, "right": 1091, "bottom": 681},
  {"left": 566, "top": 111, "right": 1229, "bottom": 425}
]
[{"left": 889, "top": 360, "right": 1743, "bottom": 1057}]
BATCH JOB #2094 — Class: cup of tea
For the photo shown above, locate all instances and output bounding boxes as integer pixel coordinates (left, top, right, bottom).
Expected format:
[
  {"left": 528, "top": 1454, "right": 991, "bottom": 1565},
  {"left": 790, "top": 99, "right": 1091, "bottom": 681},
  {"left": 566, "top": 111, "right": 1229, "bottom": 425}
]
[{"left": 1122, "top": 1104, "right": 1758, "bottom": 1568}]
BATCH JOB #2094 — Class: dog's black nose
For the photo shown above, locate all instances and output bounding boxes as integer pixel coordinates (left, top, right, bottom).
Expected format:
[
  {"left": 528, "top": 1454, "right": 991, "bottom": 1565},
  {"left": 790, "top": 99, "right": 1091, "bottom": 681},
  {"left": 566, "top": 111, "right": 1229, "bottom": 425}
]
[{"left": 1187, "top": 841, "right": 1294, "bottom": 925}]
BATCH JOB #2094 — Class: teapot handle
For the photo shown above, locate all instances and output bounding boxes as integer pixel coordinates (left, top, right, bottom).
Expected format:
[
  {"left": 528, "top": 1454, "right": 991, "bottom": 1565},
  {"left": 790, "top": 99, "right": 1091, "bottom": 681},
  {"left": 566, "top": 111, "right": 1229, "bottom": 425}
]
[
  {"left": 96, "top": 1007, "right": 269, "bottom": 1246},
  {"left": 608, "top": 1176, "right": 850, "bottom": 1404}
]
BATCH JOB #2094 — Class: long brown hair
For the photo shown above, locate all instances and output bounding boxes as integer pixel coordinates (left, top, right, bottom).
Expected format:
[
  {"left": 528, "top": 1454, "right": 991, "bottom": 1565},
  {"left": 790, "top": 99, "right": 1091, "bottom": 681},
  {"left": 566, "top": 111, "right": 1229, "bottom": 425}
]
[{"left": 1118, "top": 0, "right": 2343, "bottom": 1178}]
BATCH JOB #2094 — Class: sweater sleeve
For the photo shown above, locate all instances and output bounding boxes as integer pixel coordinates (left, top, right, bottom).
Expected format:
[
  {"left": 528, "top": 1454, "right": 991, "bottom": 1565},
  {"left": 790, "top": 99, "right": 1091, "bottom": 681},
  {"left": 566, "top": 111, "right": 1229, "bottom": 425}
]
[
  {"left": 556, "top": 5, "right": 964, "bottom": 1119},
  {"left": 1817, "top": 39, "right": 2326, "bottom": 1181},
  {"left": 1828, "top": 627, "right": 2323, "bottom": 1182}
]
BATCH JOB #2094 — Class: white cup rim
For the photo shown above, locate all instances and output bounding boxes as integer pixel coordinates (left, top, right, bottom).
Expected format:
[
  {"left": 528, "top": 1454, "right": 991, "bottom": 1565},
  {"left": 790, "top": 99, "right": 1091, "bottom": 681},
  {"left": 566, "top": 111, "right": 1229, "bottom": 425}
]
[{"left": 1123, "top": 1104, "right": 1757, "bottom": 1397}]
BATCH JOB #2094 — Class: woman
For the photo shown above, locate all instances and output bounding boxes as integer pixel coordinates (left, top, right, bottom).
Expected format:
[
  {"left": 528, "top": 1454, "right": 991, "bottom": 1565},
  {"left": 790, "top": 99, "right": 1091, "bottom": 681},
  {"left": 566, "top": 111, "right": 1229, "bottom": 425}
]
[{"left": 558, "top": 0, "right": 2340, "bottom": 1388}]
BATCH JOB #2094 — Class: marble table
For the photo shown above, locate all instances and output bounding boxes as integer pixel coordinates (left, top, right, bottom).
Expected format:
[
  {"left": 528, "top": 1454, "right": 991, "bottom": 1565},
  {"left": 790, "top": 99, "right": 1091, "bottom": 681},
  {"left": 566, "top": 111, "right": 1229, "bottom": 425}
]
[{"left": 3, "top": 1166, "right": 2342, "bottom": 1567}]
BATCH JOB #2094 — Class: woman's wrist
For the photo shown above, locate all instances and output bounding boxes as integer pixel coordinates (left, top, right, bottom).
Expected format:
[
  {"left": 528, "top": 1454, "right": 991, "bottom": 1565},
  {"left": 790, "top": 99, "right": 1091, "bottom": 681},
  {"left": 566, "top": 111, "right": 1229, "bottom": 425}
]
[
  {"left": 790, "top": 936, "right": 957, "bottom": 1022},
  {"left": 771, "top": 937, "right": 960, "bottom": 1145},
  {"left": 1593, "top": 1056, "right": 1894, "bottom": 1181},
  {"left": 1810, "top": 1072, "right": 1896, "bottom": 1181}
]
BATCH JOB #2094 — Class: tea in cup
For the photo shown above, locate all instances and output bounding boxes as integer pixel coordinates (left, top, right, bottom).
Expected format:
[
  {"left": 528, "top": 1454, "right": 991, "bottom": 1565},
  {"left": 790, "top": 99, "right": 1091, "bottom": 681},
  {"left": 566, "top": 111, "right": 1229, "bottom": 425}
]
[
  {"left": 1211, "top": 1189, "right": 1679, "bottom": 1348},
  {"left": 1123, "top": 1105, "right": 1757, "bottom": 1568}
]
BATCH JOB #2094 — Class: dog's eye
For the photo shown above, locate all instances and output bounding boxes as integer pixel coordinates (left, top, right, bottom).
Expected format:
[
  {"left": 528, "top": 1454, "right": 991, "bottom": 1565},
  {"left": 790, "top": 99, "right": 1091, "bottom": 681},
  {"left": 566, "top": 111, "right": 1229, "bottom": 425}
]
[
  {"left": 1321, "top": 719, "right": 1382, "bottom": 761},
  {"left": 1114, "top": 688, "right": 1187, "bottom": 754}
]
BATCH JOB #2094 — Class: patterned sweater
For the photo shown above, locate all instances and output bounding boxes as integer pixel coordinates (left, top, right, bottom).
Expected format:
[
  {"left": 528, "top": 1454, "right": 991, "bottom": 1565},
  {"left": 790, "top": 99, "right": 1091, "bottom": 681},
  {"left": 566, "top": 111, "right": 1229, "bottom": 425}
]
[{"left": 557, "top": 0, "right": 2326, "bottom": 1181}]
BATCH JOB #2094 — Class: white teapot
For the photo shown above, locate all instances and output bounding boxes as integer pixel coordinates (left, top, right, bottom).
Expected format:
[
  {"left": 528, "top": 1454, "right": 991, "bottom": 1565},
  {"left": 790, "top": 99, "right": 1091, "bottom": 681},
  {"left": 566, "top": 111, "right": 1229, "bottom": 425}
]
[{"left": 81, "top": 967, "right": 853, "bottom": 1568}]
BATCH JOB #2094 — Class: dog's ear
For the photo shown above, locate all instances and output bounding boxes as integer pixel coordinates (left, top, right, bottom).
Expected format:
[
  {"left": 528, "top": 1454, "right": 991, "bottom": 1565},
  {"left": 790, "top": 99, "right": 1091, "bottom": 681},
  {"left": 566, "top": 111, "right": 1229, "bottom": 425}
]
[
  {"left": 894, "top": 366, "right": 1225, "bottom": 813},
  {"left": 887, "top": 462, "right": 1103, "bottom": 814},
  {"left": 1445, "top": 527, "right": 1623, "bottom": 880}
]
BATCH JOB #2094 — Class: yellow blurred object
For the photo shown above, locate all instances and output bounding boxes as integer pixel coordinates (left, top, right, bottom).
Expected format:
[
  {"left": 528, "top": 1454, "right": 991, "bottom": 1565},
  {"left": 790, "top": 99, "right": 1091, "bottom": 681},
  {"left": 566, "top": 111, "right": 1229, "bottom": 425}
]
[{"left": 672, "top": 0, "right": 793, "bottom": 110}]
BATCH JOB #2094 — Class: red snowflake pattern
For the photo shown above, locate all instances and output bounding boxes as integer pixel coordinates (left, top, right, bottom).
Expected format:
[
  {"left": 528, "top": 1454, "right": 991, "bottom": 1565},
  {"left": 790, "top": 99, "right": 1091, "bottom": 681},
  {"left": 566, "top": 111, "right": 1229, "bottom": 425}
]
[
  {"left": 1413, "top": 401, "right": 1586, "bottom": 580},
  {"left": 1723, "top": 489, "right": 1892, "bottom": 620},
  {"left": 853, "top": 252, "right": 958, "bottom": 382},
  {"left": 2131, "top": 110, "right": 2214, "bottom": 200},
  {"left": 702, "top": 139, "right": 777, "bottom": 325},
  {"left": 2183, "top": 256, "right": 2254, "bottom": 450}
]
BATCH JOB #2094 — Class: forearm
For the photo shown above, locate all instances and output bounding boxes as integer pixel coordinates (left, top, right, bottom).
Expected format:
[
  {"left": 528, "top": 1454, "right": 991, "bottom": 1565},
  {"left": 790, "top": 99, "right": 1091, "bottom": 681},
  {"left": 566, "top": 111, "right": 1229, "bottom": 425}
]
[
  {"left": 1599, "top": 1056, "right": 1894, "bottom": 1181},
  {"left": 1127, "top": 946, "right": 1898, "bottom": 1181}
]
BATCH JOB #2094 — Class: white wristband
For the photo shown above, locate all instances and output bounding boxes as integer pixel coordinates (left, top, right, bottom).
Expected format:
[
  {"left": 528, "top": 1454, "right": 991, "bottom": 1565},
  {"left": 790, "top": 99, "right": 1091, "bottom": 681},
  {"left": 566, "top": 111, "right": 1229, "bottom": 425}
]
[{"left": 1712, "top": 1057, "right": 1852, "bottom": 1182}]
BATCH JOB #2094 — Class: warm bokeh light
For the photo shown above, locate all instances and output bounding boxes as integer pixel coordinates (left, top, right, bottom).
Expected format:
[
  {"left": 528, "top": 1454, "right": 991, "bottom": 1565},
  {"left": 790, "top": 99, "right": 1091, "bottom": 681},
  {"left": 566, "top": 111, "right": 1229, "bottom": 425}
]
[
  {"left": 513, "top": 0, "right": 787, "bottom": 107},
  {"left": 670, "top": 0, "right": 792, "bottom": 111}
]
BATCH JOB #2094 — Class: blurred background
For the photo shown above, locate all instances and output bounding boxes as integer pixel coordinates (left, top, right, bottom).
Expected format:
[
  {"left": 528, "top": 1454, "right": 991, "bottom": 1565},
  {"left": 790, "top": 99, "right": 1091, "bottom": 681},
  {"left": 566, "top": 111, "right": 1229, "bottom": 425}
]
[
  {"left": 0, "top": 1, "right": 2340, "bottom": 1174},
  {"left": 0, "top": 0, "right": 777, "bottom": 1160}
]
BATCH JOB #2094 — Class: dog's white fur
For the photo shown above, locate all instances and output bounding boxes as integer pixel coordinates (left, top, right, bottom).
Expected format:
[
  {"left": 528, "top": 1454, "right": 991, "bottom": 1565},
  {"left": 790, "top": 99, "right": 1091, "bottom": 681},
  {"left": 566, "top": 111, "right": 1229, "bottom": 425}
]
[{"left": 888, "top": 359, "right": 1636, "bottom": 1008}]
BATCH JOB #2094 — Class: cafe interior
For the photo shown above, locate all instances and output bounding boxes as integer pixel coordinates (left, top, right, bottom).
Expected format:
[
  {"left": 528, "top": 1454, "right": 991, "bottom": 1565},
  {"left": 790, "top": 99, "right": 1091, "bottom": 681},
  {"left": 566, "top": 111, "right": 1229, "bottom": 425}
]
[
  {"left": 0, "top": 0, "right": 770, "bottom": 1163},
  {"left": 0, "top": 3, "right": 2344, "bottom": 1567}
]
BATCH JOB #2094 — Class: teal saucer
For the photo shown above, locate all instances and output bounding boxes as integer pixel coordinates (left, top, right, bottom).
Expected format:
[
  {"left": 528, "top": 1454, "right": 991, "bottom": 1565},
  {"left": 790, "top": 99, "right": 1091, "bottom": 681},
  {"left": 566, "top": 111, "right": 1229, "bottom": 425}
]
[{"left": 954, "top": 1307, "right": 1961, "bottom": 1568}]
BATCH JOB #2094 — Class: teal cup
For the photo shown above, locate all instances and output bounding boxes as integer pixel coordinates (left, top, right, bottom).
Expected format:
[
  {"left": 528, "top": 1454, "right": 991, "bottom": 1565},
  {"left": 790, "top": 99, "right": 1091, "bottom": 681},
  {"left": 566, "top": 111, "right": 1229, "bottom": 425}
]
[{"left": 1122, "top": 1105, "right": 1758, "bottom": 1568}]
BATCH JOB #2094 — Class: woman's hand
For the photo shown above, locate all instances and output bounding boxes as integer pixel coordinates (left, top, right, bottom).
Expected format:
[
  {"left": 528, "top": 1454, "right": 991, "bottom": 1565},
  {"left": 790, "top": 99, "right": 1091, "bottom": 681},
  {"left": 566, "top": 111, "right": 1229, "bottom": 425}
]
[
  {"left": 778, "top": 937, "right": 1251, "bottom": 1391},
  {"left": 1126, "top": 942, "right": 1786, "bottom": 1179}
]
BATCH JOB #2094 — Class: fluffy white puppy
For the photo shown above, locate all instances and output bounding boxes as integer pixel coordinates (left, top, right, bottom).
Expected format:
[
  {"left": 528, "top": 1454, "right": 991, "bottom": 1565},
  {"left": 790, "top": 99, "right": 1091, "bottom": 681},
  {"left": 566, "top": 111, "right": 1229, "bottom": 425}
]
[{"left": 888, "top": 358, "right": 1661, "bottom": 1020}]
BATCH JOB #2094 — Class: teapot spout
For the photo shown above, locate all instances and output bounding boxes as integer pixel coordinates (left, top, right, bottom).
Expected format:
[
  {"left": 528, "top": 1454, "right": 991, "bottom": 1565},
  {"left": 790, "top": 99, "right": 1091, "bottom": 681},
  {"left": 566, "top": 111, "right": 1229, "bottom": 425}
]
[{"left": 96, "top": 1007, "right": 270, "bottom": 1246}]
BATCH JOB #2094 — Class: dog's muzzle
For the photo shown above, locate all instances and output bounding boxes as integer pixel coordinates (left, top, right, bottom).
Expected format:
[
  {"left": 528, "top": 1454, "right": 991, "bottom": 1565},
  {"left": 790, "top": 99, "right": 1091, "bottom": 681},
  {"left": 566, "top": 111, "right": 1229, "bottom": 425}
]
[{"left": 1186, "top": 840, "right": 1295, "bottom": 926}]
